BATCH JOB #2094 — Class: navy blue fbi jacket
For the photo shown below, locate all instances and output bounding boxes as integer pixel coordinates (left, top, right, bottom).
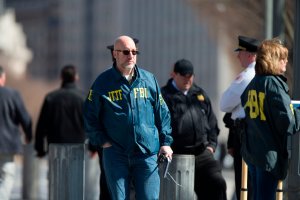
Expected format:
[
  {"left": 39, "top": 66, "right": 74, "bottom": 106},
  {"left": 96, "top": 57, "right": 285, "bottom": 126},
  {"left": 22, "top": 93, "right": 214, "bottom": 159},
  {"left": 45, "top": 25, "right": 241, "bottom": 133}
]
[
  {"left": 241, "top": 75, "right": 300, "bottom": 179},
  {"left": 84, "top": 65, "right": 173, "bottom": 155}
]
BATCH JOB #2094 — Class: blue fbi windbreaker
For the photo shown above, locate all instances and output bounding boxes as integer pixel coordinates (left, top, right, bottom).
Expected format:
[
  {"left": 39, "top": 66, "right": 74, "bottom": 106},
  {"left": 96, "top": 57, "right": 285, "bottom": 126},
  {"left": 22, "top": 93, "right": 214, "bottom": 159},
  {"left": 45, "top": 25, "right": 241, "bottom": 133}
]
[{"left": 84, "top": 65, "right": 173, "bottom": 154}]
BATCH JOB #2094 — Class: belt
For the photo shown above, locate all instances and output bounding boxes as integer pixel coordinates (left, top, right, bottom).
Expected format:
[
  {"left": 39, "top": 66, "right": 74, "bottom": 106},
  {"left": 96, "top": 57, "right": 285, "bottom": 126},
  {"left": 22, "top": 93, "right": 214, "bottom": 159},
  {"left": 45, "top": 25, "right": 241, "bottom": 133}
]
[
  {"left": 233, "top": 118, "right": 246, "bottom": 130},
  {"left": 233, "top": 118, "right": 245, "bottom": 127}
]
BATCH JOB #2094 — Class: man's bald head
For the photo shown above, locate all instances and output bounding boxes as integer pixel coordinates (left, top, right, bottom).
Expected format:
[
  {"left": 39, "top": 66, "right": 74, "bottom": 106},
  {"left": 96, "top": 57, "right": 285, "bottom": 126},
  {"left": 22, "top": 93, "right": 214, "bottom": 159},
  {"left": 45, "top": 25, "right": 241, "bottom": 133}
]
[
  {"left": 113, "top": 35, "right": 138, "bottom": 75},
  {"left": 114, "top": 35, "right": 136, "bottom": 50}
]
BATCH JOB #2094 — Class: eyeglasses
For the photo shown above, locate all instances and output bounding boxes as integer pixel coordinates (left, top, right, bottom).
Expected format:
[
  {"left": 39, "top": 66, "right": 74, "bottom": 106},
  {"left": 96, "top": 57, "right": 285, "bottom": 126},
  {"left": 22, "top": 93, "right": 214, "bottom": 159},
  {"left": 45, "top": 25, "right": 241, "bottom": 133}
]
[{"left": 115, "top": 49, "right": 139, "bottom": 55}]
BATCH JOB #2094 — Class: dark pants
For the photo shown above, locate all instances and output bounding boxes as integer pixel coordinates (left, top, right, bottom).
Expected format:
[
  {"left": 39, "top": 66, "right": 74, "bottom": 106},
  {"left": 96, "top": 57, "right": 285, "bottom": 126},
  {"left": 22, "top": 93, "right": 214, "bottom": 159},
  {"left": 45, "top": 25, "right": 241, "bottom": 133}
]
[
  {"left": 247, "top": 162, "right": 277, "bottom": 200},
  {"left": 98, "top": 149, "right": 111, "bottom": 200},
  {"left": 194, "top": 149, "right": 227, "bottom": 200},
  {"left": 233, "top": 152, "right": 242, "bottom": 200}
]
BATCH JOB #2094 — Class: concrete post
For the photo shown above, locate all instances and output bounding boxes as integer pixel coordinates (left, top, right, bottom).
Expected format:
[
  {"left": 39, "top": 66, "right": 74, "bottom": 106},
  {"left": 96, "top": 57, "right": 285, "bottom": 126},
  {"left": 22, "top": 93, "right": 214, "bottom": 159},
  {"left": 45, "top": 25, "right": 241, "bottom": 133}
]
[
  {"left": 22, "top": 144, "right": 39, "bottom": 199},
  {"left": 48, "top": 144, "right": 85, "bottom": 200},
  {"left": 265, "top": 0, "right": 273, "bottom": 39},
  {"left": 272, "top": 0, "right": 285, "bottom": 40}
]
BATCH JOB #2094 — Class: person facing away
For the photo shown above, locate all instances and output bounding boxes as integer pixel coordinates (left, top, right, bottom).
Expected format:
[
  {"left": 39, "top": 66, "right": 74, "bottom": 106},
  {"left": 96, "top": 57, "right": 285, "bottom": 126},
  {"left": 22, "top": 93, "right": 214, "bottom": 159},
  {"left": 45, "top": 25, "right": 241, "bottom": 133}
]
[
  {"left": 0, "top": 66, "right": 32, "bottom": 200},
  {"left": 161, "top": 59, "right": 227, "bottom": 200},
  {"left": 83, "top": 35, "right": 173, "bottom": 200},
  {"left": 220, "top": 35, "right": 260, "bottom": 200},
  {"left": 34, "top": 65, "right": 86, "bottom": 157},
  {"left": 241, "top": 38, "right": 300, "bottom": 200}
]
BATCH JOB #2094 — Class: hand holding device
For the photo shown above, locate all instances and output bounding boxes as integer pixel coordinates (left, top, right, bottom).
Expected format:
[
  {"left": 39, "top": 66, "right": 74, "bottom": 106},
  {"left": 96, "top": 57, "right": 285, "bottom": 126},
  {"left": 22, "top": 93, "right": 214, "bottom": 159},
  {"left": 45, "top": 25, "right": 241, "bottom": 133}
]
[{"left": 158, "top": 154, "right": 171, "bottom": 178}]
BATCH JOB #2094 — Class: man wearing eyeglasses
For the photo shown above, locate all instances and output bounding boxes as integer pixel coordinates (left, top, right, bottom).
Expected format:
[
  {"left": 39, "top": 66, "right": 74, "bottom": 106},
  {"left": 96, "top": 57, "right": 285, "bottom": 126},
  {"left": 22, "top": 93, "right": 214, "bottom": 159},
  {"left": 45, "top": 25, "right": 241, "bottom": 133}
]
[
  {"left": 84, "top": 35, "right": 173, "bottom": 200},
  {"left": 161, "top": 59, "right": 227, "bottom": 200},
  {"left": 87, "top": 38, "right": 140, "bottom": 200}
]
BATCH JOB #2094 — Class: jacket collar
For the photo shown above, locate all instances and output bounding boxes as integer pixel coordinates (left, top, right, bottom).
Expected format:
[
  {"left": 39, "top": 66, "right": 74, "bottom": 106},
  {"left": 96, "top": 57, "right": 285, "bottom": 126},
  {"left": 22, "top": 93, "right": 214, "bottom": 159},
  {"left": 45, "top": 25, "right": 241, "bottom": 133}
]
[
  {"left": 112, "top": 62, "right": 139, "bottom": 83},
  {"left": 166, "top": 78, "right": 197, "bottom": 95},
  {"left": 272, "top": 75, "right": 289, "bottom": 93},
  {"left": 61, "top": 82, "right": 77, "bottom": 89}
]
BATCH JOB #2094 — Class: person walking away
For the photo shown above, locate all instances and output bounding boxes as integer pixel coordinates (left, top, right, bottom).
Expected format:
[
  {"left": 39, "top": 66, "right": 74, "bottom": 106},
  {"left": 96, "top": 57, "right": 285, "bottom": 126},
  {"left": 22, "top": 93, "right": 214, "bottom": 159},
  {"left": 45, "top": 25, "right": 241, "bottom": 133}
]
[
  {"left": 35, "top": 65, "right": 101, "bottom": 199},
  {"left": 161, "top": 59, "right": 227, "bottom": 200},
  {"left": 35, "top": 65, "right": 86, "bottom": 156},
  {"left": 0, "top": 66, "right": 32, "bottom": 200},
  {"left": 84, "top": 35, "right": 173, "bottom": 200}
]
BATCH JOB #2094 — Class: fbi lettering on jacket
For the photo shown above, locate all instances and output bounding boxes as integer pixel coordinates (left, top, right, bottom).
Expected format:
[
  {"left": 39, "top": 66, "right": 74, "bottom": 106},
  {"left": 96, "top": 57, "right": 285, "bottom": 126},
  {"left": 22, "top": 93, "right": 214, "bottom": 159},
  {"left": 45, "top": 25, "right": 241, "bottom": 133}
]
[{"left": 108, "top": 88, "right": 148, "bottom": 102}]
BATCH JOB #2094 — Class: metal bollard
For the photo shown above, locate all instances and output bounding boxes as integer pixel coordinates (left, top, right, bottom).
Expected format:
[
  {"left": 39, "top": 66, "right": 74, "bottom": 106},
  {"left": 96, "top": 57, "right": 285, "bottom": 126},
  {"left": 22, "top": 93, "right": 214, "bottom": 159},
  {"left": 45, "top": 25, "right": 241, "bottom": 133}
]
[
  {"left": 288, "top": 133, "right": 300, "bottom": 200},
  {"left": 240, "top": 159, "right": 248, "bottom": 200},
  {"left": 22, "top": 143, "right": 40, "bottom": 199},
  {"left": 48, "top": 144, "right": 85, "bottom": 200},
  {"left": 159, "top": 154, "right": 195, "bottom": 200}
]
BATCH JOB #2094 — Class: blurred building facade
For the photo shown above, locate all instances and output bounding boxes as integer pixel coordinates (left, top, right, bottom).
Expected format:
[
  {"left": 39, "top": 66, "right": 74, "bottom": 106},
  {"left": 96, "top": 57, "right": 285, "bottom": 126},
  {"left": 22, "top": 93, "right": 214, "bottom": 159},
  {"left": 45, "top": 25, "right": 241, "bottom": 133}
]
[
  {"left": 6, "top": 0, "right": 220, "bottom": 102},
  {"left": 4, "top": 0, "right": 300, "bottom": 199},
  {"left": 7, "top": 0, "right": 297, "bottom": 145}
]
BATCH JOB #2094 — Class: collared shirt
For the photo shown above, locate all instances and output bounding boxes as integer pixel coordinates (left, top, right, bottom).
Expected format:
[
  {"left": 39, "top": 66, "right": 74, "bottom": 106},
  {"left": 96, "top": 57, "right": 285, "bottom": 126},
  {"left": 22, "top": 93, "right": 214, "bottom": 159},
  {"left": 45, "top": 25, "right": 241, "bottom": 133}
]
[
  {"left": 220, "top": 62, "right": 255, "bottom": 120},
  {"left": 171, "top": 80, "right": 188, "bottom": 95}
]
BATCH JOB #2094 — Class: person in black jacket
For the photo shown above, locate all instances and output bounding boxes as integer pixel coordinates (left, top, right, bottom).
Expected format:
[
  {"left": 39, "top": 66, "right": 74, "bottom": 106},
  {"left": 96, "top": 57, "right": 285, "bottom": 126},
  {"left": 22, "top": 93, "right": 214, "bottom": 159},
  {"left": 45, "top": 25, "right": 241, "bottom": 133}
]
[
  {"left": 0, "top": 66, "right": 32, "bottom": 200},
  {"left": 34, "top": 65, "right": 85, "bottom": 156},
  {"left": 161, "top": 59, "right": 227, "bottom": 200}
]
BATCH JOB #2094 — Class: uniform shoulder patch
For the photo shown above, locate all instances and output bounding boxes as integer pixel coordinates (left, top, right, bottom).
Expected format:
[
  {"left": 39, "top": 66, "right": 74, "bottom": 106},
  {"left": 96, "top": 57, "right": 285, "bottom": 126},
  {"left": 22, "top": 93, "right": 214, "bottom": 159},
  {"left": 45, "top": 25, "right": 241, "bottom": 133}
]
[{"left": 197, "top": 94, "right": 205, "bottom": 101}]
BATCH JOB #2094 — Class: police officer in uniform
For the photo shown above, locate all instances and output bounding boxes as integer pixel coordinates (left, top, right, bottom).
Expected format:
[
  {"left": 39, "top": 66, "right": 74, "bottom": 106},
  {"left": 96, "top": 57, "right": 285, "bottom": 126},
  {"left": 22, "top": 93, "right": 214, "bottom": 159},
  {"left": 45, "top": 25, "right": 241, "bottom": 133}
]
[
  {"left": 220, "top": 36, "right": 260, "bottom": 200},
  {"left": 162, "top": 59, "right": 227, "bottom": 200}
]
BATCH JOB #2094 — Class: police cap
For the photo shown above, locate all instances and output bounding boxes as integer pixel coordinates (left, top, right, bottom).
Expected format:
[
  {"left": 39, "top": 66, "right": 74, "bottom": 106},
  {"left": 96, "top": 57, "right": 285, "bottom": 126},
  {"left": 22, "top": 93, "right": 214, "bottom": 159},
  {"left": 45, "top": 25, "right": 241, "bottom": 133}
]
[
  {"left": 174, "top": 59, "right": 194, "bottom": 76},
  {"left": 235, "top": 36, "right": 260, "bottom": 52}
]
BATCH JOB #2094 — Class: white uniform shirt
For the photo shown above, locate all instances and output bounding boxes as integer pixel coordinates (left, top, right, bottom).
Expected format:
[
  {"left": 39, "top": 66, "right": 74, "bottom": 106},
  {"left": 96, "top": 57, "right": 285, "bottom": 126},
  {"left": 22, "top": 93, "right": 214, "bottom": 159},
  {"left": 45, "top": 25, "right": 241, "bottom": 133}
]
[{"left": 220, "top": 62, "right": 256, "bottom": 120}]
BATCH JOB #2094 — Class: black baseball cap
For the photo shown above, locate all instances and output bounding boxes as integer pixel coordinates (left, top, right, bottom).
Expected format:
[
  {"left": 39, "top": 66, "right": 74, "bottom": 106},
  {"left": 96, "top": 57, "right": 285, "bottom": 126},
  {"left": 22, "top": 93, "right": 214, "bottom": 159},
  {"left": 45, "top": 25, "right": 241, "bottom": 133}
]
[
  {"left": 235, "top": 36, "right": 260, "bottom": 52},
  {"left": 107, "top": 38, "right": 139, "bottom": 50},
  {"left": 174, "top": 59, "right": 194, "bottom": 75}
]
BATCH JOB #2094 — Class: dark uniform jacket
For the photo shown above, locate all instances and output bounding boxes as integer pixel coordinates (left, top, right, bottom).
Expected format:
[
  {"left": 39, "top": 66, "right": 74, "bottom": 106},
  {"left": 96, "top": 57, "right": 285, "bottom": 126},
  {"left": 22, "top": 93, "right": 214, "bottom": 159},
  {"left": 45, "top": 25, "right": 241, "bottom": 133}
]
[
  {"left": 83, "top": 65, "right": 173, "bottom": 155},
  {"left": 241, "top": 75, "right": 300, "bottom": 179},
  {"left": 161, "top": 79, "right": 220, "bottom": 155},
  {"left": 0, "top": 86, "right": 32, "bottom": 154},
  {"left": 35, "top": 82, "right": 85, "bottom": 156}
]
